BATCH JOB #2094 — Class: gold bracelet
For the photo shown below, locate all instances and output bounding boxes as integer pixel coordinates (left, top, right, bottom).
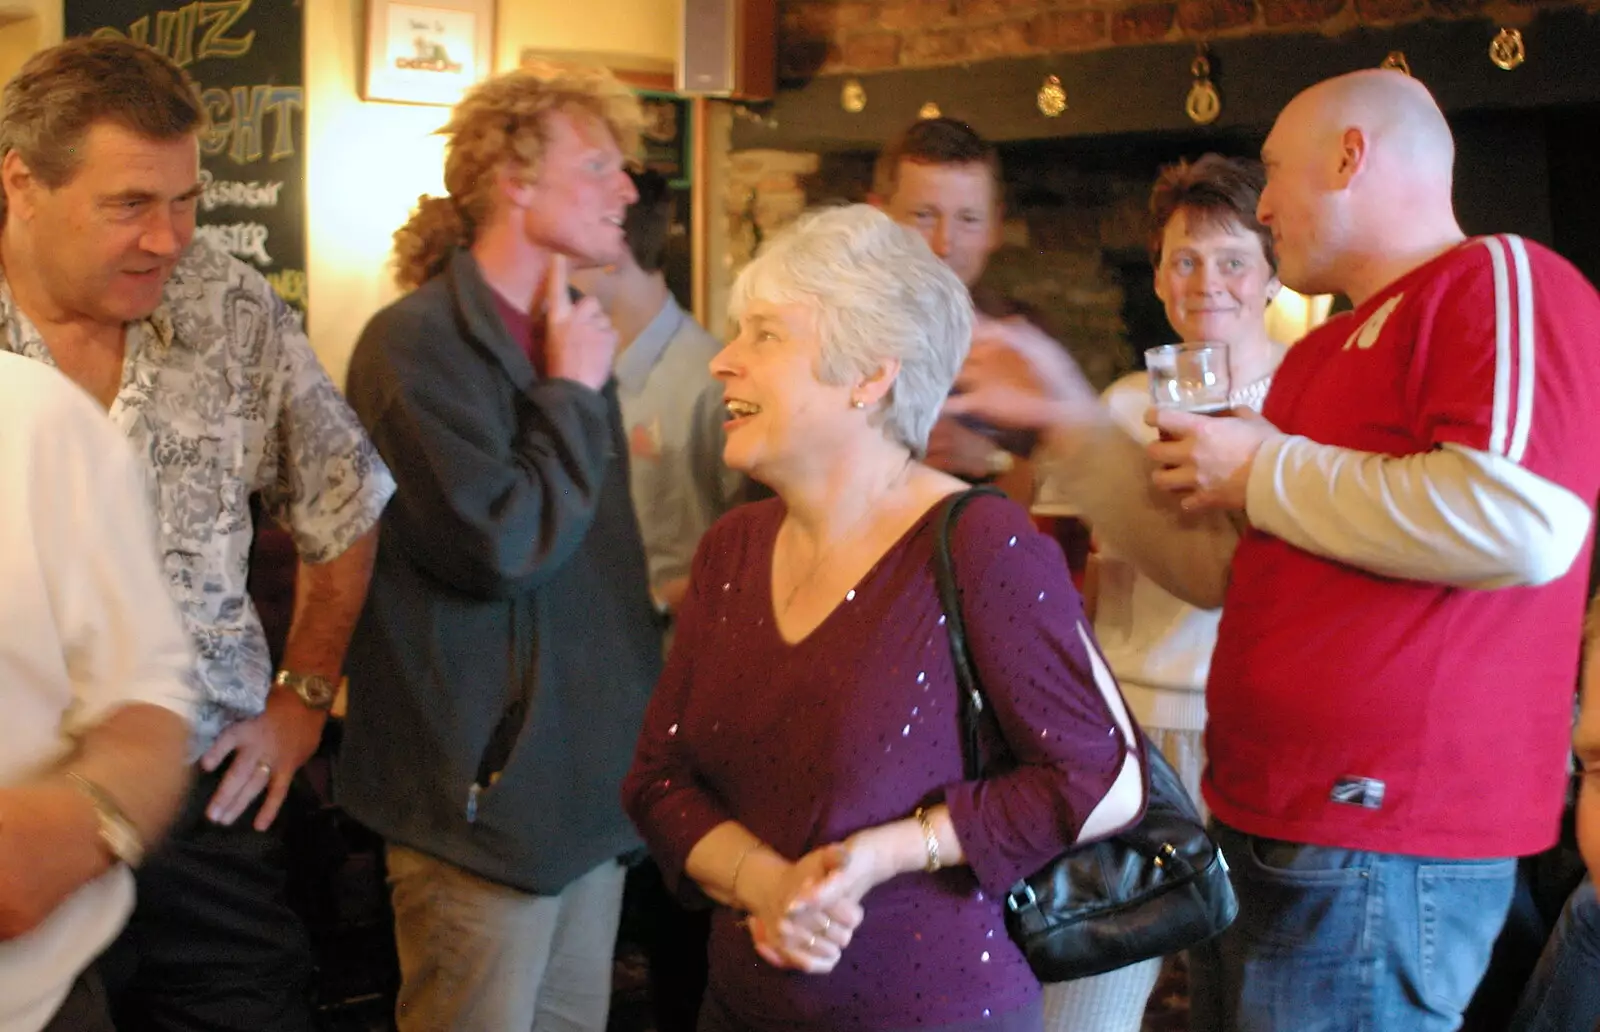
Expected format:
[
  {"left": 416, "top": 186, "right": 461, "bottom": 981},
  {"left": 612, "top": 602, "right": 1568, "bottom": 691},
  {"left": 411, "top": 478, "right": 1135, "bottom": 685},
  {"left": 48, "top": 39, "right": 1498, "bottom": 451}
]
[
  {"left": 730, "top": 841, "right": 762, "bottom": 906},
  {"left": 913, "top": 806, "right": 941, "bottom": 873}
]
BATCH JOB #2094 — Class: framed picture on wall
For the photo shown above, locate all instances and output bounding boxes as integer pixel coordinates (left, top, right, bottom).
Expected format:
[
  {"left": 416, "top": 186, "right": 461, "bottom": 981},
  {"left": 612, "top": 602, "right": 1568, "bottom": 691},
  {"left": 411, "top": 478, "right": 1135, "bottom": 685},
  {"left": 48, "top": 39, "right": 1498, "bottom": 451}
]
[
  {"left": 636, "top": 90, "right": 691, "bottom": 188},
  {"left": 363, "top": 0, "right": 494, "bottom": 106}
]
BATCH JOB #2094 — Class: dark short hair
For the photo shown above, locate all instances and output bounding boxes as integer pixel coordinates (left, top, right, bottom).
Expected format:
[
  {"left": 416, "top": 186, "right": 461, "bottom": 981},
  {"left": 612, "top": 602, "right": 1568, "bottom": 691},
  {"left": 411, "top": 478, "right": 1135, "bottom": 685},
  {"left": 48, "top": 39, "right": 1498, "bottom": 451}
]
[
  {"left": 623, "top": 168, "right": 673, "bottom": 273},
  {"left": 1148, "top": 153, "right": 1275, "bottom": 272},
  {"left": 872, "top": 117, "right": 1002, "bottom": 204},
  {"left": 0, "top": 37, "right": 204, "bottom": 224}
]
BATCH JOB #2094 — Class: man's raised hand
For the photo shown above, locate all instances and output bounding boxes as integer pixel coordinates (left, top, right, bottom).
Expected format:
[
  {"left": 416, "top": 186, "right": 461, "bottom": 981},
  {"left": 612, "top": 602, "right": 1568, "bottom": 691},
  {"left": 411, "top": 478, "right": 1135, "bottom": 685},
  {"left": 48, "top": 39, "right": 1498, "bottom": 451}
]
[{"left": 543, "top": 252, "right": 618, "bottom": 390}]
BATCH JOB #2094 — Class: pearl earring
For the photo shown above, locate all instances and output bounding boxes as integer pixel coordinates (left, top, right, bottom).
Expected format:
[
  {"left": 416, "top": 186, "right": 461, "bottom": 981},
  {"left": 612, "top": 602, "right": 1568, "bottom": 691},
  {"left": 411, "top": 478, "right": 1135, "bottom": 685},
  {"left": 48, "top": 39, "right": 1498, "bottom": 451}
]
[{"left": 850, "top": 398, "right": 866, "bottom": 410}]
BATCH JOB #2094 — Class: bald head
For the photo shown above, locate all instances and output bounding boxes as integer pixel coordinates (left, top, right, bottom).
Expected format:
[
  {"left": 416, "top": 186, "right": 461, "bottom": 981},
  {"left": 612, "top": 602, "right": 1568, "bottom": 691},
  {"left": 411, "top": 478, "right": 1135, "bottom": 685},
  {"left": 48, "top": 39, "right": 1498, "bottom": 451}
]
[
  {"left": 1290, "top": 69, "right": 1455, "bottom": 186},
  {"left": 1258, "top": 69, "right": 1463, "bottom": 302}
]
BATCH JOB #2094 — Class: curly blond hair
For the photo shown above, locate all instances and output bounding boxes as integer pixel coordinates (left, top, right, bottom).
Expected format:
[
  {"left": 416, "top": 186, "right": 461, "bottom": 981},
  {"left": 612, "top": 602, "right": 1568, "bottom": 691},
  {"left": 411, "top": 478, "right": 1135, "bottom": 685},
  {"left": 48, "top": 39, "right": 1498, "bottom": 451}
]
[{"left": 392, "top": 62, "right": 643, "bottom": 291}]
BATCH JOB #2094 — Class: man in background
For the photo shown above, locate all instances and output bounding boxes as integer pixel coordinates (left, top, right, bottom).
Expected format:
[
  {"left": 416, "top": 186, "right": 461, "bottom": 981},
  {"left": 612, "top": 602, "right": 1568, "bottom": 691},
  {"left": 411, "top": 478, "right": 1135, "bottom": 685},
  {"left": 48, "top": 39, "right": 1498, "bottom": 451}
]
[
  {"left": 573, "top": 167, "right": 747, "bottom": 615},
  {"left": 871, "top": 117, "right": 1053, "bottom": 492}
]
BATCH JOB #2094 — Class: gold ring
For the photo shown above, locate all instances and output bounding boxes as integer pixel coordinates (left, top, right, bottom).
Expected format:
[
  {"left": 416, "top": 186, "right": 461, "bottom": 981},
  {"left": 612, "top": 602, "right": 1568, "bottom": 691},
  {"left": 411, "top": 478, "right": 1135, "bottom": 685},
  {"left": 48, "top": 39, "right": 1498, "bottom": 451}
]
[
  {"left": 806, "top": 934, "right": 817, "bottom": 949},
  {"left": 820, "top": 915, "right": 832, "bottom": 933},
  {"left": 256, "top": 761, "right": 273, "bottom": 778}
]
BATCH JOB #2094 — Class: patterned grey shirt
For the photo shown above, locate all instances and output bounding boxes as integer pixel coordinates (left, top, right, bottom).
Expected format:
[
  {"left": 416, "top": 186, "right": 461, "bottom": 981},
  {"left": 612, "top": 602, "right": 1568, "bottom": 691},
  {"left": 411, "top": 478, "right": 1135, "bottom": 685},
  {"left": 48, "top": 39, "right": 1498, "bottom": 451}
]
[{"left": 1, "top": 240, "right": 395, "bottom": 750}]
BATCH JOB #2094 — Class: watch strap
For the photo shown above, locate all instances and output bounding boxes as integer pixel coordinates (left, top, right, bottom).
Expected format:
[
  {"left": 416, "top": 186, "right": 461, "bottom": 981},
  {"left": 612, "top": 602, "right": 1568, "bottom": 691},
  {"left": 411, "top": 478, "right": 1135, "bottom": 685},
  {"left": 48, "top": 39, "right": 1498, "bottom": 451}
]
[{"left": 64, "top": 772, "right": 144, "bottom": 868}]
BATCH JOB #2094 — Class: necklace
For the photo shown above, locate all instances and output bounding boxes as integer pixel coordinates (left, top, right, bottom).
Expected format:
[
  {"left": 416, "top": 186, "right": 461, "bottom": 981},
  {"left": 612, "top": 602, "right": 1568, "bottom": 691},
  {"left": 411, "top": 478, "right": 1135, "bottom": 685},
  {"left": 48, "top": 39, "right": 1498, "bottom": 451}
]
[{"left": 778, "top": 460, "right": 912, "bottom": 616}]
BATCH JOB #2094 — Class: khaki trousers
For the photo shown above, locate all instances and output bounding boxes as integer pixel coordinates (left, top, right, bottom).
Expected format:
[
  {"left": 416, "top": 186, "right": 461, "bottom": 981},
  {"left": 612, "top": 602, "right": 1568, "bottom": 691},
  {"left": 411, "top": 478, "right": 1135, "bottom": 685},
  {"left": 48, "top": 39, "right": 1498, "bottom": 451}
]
[{"left": 387, "top": 845, "right": 625, "bottom": 1032}]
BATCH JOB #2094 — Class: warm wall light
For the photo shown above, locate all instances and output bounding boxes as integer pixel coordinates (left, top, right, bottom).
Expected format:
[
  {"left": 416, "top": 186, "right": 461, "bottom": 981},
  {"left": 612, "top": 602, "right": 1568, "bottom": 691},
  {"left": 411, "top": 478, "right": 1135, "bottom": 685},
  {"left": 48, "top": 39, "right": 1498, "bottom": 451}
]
[
  {"left": 305, "top": 101, "right": 446, "bottom": 381},
  {"left": 1265, "top": 288, "right": 1335, "bottom": 345}
]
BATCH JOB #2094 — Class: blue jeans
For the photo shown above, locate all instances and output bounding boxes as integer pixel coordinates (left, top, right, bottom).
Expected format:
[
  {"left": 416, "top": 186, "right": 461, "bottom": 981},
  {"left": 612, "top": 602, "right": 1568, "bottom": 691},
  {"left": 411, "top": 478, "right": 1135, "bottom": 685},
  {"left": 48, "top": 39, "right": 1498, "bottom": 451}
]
[
  {"left": 1508, "top": 878, "right": 1600, "bottom": 1032},
  {"left": 1190, "top": 820, "right": 1516, "bottom": 1032}
]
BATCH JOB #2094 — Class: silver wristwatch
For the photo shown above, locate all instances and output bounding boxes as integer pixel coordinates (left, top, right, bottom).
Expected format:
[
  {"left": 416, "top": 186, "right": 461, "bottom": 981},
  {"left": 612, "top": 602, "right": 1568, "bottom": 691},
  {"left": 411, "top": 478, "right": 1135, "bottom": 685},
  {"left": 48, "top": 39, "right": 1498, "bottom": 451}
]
[
  {"left": 65, "top": 772, "right": 145, "bottom": 868},
  {"left": 273, "top": 669, "right": 339, "bottom": 711}
]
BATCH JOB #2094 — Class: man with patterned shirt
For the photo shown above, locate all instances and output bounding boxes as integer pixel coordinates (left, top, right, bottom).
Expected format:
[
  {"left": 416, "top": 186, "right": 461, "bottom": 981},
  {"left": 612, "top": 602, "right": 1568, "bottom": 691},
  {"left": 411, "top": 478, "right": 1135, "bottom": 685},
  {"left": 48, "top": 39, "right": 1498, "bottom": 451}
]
[
  {"left": 0, "top": 38, "right": 394, "bottom": 1032},
  {"left": 947, "top": 69, "right": 1600, "bottom": 1032}
]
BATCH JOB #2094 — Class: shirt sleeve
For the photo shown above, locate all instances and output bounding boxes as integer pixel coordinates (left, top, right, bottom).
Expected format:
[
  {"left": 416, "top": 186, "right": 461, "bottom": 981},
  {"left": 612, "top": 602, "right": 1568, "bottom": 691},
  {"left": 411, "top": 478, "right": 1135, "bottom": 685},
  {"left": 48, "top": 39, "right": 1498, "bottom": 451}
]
[
  {"left": 1246, "top": 240, "right": 1598, "bottom": 589},
  {"left": 1410, "top": 237, "right": 1600, "bottom": 498},
  {"left": 257, "top": 293, "right": 395, "bottom": 564},
  {"left": 648, "top": 377, "right": 736, "bottom": 593},
  {"left": 1410, "top": 239, "right": 1529, "bottom": 457},
  {"left": 1038, "top": 420, "right": 1239, "bottom": 609},
  {"left": 31, "top": 383, "right": 196, "bottom": 734},
  {"left": 621, "top": 530, "right": 734, "bottom": 904},
  {"left": 940, "top": 498, "right": 1146, "bottom": 896},
  {"left": 1246, "top": 436, "right": 1591, "bottom": 588},
  {"left": 1102, "top": 375, "right": 1156, "bottom": 443}
]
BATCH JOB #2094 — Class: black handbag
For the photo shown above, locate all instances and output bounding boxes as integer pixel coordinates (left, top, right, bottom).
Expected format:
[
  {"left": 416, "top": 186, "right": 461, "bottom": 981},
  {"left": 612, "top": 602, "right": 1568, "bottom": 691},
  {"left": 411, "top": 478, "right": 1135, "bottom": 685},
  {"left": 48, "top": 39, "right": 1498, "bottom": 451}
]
[{"left": 932, "top": 488, "right": 1238, "bottom": 982}]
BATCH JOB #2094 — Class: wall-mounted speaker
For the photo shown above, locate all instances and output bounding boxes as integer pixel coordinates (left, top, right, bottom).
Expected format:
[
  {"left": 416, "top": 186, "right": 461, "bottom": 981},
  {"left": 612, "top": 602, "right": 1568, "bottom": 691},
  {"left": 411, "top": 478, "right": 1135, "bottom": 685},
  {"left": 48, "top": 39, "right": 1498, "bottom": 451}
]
[{"left": 677, "top": 0, "right": 776, "bottom": 100}]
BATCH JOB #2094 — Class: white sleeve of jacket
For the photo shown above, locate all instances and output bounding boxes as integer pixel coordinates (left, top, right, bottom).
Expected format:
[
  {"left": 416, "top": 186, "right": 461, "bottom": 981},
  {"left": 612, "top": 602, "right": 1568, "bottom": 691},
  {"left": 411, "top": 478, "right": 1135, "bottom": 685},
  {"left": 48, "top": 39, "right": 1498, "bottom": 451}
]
[
  {"left": 1038, "top": 420, "right": 1239, "bottom": 610},
  {"left": 1246, "top": 436, "right": 1592, "bottom": 589}
]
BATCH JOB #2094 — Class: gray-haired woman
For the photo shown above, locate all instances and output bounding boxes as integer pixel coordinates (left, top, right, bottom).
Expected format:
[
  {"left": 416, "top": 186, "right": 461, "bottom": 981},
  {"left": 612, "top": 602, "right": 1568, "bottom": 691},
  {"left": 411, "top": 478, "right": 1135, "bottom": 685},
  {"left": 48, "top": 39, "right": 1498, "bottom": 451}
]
[{"left": 623, "top": 204, "right": 1146, "bottom": 1032}]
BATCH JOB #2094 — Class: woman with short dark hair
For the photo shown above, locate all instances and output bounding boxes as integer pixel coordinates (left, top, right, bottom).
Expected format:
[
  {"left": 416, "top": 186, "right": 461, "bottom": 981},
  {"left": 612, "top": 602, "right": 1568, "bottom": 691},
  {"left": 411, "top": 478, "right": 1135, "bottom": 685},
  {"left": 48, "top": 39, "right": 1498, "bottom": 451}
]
[{"left": 1038, "top": 153, "right": 1284, "bottom": 1032}]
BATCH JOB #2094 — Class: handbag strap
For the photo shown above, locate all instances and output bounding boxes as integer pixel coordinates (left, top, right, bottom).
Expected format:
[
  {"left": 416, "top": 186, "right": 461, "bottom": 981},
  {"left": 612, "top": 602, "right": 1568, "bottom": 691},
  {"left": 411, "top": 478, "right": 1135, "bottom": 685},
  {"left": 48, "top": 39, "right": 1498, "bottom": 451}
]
[{"left": 932, "top": 487, "right": 1008, "bottom": 782}]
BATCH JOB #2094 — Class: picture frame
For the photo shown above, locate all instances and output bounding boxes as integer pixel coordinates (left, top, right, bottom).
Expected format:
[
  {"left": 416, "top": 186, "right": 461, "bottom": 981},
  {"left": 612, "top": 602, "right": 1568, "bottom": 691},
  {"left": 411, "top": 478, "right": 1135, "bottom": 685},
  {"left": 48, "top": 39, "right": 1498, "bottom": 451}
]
[
  {"left": 635, "top": 90, "right": 692, "bottom": 189},
  {"left": 363, "top": 0, "right": 494, "bottom": 107}
]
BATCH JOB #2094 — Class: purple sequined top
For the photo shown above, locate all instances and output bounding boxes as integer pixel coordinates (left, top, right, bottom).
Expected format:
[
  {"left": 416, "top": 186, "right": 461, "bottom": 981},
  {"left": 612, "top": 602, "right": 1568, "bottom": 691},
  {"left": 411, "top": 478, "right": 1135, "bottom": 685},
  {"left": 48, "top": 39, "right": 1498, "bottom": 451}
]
[{"left": 622, "top": 494, "right": 1139, "bottom": 1031}]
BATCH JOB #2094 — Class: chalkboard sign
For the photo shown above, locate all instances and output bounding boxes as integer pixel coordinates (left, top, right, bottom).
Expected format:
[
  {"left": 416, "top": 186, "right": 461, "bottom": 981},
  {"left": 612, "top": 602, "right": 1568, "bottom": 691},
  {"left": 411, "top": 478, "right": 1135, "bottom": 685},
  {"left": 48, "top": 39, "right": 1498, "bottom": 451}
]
[{"left": 63, "top": 0, "right": 308, "bottom": 315}]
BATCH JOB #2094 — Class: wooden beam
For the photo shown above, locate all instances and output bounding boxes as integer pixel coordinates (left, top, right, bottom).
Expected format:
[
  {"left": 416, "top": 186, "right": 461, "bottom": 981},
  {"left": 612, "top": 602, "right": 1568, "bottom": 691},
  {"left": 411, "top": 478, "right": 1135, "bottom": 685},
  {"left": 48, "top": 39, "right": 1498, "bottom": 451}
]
[
  {"left": 520, "top": 47, "right": 676, "bottom": 92},
  {"left": 691, "top": 96, "right": 711, "bottom": 326},
  {"left": 732, "top": 8, "right": 1600, "bottom": 152}
]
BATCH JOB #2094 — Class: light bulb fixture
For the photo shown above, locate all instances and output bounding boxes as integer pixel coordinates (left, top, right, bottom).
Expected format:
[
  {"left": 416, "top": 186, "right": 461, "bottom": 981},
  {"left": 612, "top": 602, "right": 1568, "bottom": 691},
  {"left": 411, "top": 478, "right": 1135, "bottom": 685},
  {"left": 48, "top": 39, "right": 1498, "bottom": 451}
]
[
  {"left": 1489, "top": 27, "right": 1526, "bottom": 70},
  {"left": 1037, "top": 75, "right": 1066, "bottom": 117},
  {"left": 841, "top": 79, "right": 867, "bottom": 113},
  {"left": 1380, "top": 50, "right": 1412, "bottom": 76},
  {"left": 1185, "top": 50, "right": 1221, "bottom": 125}
]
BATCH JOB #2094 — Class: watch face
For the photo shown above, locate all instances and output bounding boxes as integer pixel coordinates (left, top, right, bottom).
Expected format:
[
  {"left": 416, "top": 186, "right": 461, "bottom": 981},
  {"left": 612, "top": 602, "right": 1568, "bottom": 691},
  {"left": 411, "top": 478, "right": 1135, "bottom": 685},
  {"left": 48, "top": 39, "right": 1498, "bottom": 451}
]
[
  {"left": 281, "top": 672, "right": 337, "bottom": 709},
  {"left": 300, "top": 676, "right": 337, "bottom": 707}
]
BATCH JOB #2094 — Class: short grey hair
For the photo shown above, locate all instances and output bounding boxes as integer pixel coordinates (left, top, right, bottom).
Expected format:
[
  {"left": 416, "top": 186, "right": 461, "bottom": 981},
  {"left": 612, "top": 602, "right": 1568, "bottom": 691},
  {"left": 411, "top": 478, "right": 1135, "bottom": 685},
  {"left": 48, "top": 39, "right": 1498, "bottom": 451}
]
[{"left": 728, "top": 204, "right": 972, "bottom": 456}]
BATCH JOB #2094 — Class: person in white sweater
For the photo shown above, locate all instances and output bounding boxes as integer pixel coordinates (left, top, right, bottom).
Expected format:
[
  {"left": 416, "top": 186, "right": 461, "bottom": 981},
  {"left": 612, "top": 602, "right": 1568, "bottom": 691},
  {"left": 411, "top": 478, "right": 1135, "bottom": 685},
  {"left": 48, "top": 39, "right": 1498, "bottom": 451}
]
[
  {"left": 1034, "top": 154, "right": 1284, "bottom": 1032},
  {"left": 0, "top": 354, "right": 195, "bottom": 1032}
]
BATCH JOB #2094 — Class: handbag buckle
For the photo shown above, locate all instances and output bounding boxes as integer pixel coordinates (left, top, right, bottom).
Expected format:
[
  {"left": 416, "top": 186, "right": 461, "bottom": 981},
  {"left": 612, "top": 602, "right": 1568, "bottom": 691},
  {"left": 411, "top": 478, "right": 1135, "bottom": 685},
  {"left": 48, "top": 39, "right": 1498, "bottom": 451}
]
[
  {"left": 1006, "top": 883, "right": 1037, "bottom": 913},
  {"left": 1153, "top": 842, "right": 1177, "bottom": 868}
]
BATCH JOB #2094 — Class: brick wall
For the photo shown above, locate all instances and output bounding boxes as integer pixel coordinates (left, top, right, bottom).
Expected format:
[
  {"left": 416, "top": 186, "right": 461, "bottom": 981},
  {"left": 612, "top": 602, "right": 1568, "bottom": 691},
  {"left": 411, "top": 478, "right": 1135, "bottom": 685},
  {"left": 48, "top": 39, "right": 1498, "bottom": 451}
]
[
  {"left": 713, "top": 0, "right": 1589, "bottom": 382},
  {"left": 781, "top": 0, "right": 1575, "bottom": 77}
]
